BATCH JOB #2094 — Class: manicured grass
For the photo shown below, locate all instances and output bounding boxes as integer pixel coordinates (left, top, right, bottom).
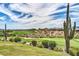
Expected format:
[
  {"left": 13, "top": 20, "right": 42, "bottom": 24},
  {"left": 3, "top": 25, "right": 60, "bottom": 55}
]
[
  {"left": 0, "top": 41, "right": 66, "bottom": 56},
  {"left": 0, "top": 37, "right": 79, "bottom": 56},
  {"left": 24, "top": 38, "right": 79, "bottom": 48},
  {"left": 12, "top": 30, "right": 35, "bottom": 35},
  {"left": 0, "top": 30, "right": 35, "bottom": 34},
  {"left": 24, "top": 38, "right": 79, "bottom": 55}
]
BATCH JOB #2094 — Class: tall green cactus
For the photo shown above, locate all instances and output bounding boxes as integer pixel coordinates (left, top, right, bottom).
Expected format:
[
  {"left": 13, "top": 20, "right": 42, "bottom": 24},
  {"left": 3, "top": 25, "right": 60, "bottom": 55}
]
[
  {"left": 4, "top": 24, "right": 7, "bottom": 41},
  {"left": 63, "top": 3, "right": 76, "bottom": 53}
]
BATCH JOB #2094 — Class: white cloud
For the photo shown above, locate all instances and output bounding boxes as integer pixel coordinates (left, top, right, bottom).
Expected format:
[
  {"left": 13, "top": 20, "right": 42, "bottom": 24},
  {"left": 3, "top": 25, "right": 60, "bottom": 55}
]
[{"left": 0, "top": 3, "right": 79, "bottom": 29}]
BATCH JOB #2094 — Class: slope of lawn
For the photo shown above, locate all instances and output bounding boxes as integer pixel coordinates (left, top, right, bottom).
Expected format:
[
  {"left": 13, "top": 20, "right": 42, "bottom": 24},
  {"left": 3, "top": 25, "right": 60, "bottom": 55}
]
[
  {"left": 0, "top": 41, "right": 67, "bottom": 56},
  {"left": 37, "top": 38, "right": 79, "bottom": 48},
  {"left": 23, "top": 38, "right": 79, "bottom": 55},
  {"left": 0, "top": 38, "right": 79, "bottom": 56}
]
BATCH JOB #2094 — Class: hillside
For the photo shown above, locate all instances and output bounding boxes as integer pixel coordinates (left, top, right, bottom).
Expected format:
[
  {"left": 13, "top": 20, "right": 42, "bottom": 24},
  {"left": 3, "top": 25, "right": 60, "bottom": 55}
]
[{"left": 0, "top": 41, "right": 68, "bottom": 56}]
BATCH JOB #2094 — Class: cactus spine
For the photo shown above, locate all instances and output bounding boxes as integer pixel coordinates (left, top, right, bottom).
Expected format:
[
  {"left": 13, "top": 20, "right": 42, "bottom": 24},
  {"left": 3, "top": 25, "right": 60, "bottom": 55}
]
[
  {"left": 4, "top": 24, "right": 7, "bottom": 41},
  {"left": 63, "top": 3, "right": 76, "bottom": 53}
]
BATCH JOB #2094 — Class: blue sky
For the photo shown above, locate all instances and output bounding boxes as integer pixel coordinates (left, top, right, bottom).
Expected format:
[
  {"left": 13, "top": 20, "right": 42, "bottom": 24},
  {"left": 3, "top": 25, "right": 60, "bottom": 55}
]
[{"left": 0, "top": 3, "right": 79, "bottom": 29}]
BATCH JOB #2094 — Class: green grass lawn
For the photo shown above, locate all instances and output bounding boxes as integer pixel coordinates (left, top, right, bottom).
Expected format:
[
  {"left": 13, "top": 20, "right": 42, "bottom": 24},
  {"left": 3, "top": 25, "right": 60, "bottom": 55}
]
[
  {"left": 0, "top": 41, "right": 67, "bottom": 56},
  {"left": 23, "top": 38, "right": 79, "bottom": 55},
  {"left": 24, "top": 38, "right": 79, "bottom": 49},
  {"left": 0, "top": 30, "right": 35, "bottom": 35},
  {"left": 0, "top": 37, "right": 79, "bottom": 56},
  {"left": 12, "top": 30, "right": 35, "bottom": 35}
]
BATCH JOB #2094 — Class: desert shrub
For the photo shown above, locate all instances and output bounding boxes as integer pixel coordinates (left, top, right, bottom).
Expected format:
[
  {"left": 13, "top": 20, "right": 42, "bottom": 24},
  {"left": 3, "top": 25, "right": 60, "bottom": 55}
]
[
  {"left": 37, "top": 43, "right": 43, "bottom": 48},
  {"left": 21, "top": 41, "right": 26, "bottom": 44},
  {"left": 42, "top": 40, "right": 57, "bottom": 50},
  {"left": 42, "top": 40, "right": 49, "bottom": 48},
  {"left": 70, "top": 47, "right": 79, "bottom": 56},
  {"left": 69, "top": 50, "right": 75, "bottom": 56},
  {"left": 14, "top": 37, "right": 21, "bottom": 42},
  {"left": 54, "top": 47, "right": 63, "bottom": 52},
  {"left": 37, "top": 45, "right": 43, "bottom": 48},
  {"left": 31, "top": 40, "right": 37, "bottom": 46},
  {"left": 0, "top": 38, "right": 4, "bottom": 41},
  {"left": 49, "top": 41, "right": 56, "bottom": 50},
  {"left": 10, "top": 34, "right": 16, "bottom": 36},
  {"left": 76, "top": 51, "right": 79, "bottom": 56},
  {"left": 9, "top": 38, "right": 14, "bottom": 42}
]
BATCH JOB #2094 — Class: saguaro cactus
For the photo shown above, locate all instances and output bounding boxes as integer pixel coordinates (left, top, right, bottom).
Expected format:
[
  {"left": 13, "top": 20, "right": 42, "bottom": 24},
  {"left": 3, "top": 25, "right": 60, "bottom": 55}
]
[
  {"left": 63, "top": 3, "right": 76, "bottom": 53},
  {"left": 4, "top": 24, "right": 7, "bottom": 41}
]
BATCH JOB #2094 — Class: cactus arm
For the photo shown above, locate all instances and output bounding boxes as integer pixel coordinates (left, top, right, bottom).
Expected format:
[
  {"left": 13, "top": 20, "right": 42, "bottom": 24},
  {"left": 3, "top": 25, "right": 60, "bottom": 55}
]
[
  {"left": 63, "top": 21, "right": 67, "bottom": 39},
  {"left": 70, "top": 22, "right": 76, "bottom": 39}
]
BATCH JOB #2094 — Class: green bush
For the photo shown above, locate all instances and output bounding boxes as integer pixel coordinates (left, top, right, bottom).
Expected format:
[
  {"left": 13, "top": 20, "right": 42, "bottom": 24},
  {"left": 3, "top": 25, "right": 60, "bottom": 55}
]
[
  {"left": 70, "top": 47, "right": 79, "bottom": 56},
  {"left": 21, "top": 41, "right": 26, "bottom": 44},
  {"left": 1, "top": 38, "right": 4, "bottom": 41},
  {"left": 42, "top": 40, "right": 49, "bottom": 48},
  {"left": 69, "top": 50, "right": 75, "bottom": 56},
  {"left": 54, "top": 47, "right": 63, "bottom": 52},
  {"left": 31, "top": 40, "right": 37, "bottom": 46},
  {"left": 49, "top": 41, "right": 56, "bottom": 50},
  {"left": 42, "top": 40, "right": 57, "bottom": 49},
  {"left": 9, "top": 38, "right": 14, "bottom": 42},
  {"left": 37, "top": 44, "right": 43, "bottom": 48},
  {"left": 14, "top": 37, "right": 21, "bottom": 42},
  {"left": 76, "top": 51, "right": 79, "bottom": 56}
]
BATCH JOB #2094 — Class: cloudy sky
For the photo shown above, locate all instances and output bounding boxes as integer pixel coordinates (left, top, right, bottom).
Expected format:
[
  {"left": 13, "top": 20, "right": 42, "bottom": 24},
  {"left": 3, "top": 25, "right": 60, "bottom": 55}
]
[{"left": 0, "top": 3, "right": 79, "bottom": 29}]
